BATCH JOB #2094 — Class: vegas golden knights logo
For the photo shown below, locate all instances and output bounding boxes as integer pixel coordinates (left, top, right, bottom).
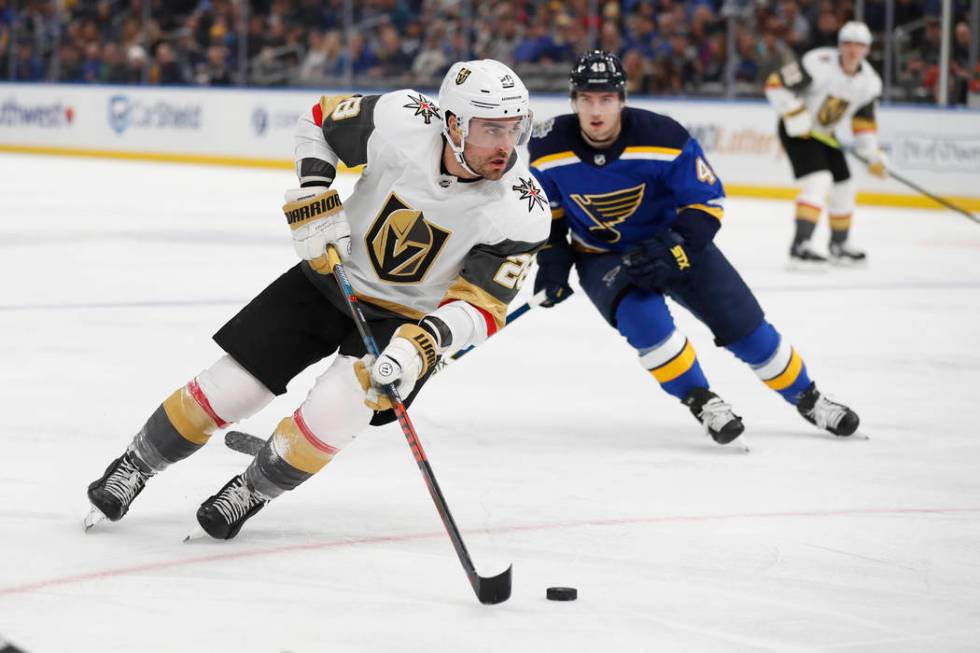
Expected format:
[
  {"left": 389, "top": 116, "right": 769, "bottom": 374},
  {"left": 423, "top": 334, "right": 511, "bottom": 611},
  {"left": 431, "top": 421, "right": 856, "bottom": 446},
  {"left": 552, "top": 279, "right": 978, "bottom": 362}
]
[
  {"left": 570, "top": 183, "right": 646, "bottom": 244},
  {"left": 817, "top": 96, "right": 850, "bottom": 127},
  {"left": 365, "top": 193, "right": 451, "bottom": 283},
  {"left": 455, "top": 67, "right": 472, "bottom": 85}
]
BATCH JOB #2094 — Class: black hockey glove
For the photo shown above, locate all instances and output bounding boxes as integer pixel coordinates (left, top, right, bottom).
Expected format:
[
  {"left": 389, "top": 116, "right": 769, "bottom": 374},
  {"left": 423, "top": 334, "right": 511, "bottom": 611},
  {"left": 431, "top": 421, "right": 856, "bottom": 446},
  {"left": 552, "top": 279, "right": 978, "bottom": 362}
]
[
  {"left": 622, "top": 231, "right": 694, "bottom": 292},
  {"left": 533, "top": 243, "right": 575, "bottom": 308}
]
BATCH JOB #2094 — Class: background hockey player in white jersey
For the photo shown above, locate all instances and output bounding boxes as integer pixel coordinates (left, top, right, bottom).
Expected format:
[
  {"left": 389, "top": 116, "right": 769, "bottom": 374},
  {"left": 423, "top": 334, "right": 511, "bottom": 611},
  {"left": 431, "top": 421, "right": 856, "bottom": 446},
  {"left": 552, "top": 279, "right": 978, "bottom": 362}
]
[
  {"left": 85, "top": 60, "right": 549, "bottom": 539},
  {"left": 765, "top": 21, "right": 887, "bottom": 266}
]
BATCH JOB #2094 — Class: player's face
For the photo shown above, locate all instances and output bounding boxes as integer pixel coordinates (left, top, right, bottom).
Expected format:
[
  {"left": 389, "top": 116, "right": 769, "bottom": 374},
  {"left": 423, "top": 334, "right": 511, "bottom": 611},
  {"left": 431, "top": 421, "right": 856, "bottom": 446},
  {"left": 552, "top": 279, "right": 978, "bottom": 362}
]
[
  {"left": 839, "top": 42, "right": 868, "bottom": 73},
  {"left": 573, "top": 92, "right": 624, "bottom": 144},
  {"left": 461, "top": 117, "right": 525, "bottom": 180}
]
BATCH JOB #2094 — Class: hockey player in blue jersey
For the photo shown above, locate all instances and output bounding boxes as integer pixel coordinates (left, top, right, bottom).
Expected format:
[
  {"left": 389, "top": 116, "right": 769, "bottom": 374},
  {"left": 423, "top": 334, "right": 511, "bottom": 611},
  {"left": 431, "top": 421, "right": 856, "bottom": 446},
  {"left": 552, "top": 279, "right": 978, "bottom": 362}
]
[{"left": 528, "top": 50, "right": 859, "bottom": 445}]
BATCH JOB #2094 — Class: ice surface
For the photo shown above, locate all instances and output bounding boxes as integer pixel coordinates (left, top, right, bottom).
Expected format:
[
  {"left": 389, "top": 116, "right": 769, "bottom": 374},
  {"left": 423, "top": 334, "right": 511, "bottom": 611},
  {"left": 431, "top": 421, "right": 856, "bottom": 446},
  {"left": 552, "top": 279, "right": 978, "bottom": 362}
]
[{"left": 1, "top": 154, "right": 979, "bottom": 652}]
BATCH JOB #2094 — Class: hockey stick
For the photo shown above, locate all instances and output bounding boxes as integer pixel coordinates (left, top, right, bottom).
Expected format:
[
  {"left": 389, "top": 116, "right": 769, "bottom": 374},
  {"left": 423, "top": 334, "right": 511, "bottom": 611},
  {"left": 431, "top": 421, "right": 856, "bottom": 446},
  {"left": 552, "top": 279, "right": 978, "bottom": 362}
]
[
  {"left": 809, "top": 131, "right": 979, "bottom": 225},
  {"left": 227, "top": 291, "right": 549, "bottom": 456},
  {"left": 322, "top": 245, "right": 511, "bottom": 605}
]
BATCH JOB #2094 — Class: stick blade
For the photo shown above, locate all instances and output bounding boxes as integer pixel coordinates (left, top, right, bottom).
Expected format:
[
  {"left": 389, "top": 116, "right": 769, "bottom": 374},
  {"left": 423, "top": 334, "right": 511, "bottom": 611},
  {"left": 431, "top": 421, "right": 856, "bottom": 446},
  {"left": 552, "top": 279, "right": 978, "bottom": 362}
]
[
  {"left": 224, "top": 430, "right": 265, "bottom": 456},
  {"left": 475, "top": 565, "right": 512, "bottom": 605}
]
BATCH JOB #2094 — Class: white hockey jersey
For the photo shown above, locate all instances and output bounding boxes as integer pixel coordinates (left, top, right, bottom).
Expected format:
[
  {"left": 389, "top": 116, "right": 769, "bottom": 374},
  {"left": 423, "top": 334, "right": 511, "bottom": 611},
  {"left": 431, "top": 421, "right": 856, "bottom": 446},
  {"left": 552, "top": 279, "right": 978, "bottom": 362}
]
[
  {"left": 765, "top": 47, "right": 882, "bottom": 139},
  {"left": 293, "top": 89, "right": 549, "bottom": 331}
]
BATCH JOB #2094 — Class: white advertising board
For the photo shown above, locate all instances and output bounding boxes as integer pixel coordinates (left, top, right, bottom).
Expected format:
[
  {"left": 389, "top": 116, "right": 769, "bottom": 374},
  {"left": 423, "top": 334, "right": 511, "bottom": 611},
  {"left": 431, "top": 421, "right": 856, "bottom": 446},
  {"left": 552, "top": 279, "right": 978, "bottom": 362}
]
[{"left": 1, "top": 83, "right": 978, "bottom": 207}]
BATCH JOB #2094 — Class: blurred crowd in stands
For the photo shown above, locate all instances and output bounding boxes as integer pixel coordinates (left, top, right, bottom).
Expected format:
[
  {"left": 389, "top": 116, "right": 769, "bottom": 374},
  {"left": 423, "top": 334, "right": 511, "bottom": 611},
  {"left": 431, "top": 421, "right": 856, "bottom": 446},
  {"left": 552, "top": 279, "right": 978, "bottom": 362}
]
[{"left": 0, "top": 0, "right": 977, "bottom": 104}]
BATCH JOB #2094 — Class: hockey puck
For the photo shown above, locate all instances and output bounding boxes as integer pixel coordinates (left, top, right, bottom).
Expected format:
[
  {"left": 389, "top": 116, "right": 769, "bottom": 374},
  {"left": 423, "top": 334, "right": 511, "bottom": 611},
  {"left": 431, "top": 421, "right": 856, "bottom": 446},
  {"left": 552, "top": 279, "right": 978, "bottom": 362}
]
[{"left": 546, "top": 587, "right": 577, "bottom": 601}]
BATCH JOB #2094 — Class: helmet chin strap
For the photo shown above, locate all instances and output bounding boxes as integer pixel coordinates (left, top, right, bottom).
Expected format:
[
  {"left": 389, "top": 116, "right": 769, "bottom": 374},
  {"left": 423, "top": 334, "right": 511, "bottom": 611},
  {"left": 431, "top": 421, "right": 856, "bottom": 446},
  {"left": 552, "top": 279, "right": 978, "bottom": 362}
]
[
  {"left": 445, "top": 114, "right": 482, "bottom": 179},
  {"left": 446, "top": 135, "right": 481, "bottom": 178},
  {"left": 453, "top": 146, "right": 481, "bottom": 178}
]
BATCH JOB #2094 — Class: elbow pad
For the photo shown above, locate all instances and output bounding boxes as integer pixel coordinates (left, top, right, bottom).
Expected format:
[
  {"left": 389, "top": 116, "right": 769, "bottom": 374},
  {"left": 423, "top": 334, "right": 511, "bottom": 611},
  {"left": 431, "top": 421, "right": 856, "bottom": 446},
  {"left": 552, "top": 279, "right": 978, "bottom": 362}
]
[{"left": 420, "top": 301, "right": 490, "bottom": 355}]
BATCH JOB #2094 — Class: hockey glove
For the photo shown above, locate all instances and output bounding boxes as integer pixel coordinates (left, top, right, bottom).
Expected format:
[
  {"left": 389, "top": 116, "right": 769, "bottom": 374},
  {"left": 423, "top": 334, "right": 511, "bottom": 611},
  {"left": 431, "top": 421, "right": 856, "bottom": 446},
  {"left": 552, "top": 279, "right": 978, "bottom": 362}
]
[
  {"left": 858, "top": 148, "right": 888, "bottom": 178},
  {"left": 283, "top": 188, "right": 351, "bottom": 273},
  {"left": 783, "top": 107, "right": 813, "bottom": 138},
  {"left": 353, "top": 324, "right": 437, "bottom": 411},
  {"left": 622, "top": 231, "right": 694, "bottom": 292},
  {"left": 533, "top": 243, "right": 575, "bottom": 308}
]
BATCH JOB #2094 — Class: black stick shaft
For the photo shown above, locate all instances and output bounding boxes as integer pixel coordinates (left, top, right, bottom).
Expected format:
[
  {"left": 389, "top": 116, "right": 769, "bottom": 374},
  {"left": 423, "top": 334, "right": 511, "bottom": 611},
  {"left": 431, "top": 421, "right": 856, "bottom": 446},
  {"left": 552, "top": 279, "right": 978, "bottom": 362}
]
[
  {"left": 322, "top": 247, "right": 509, "bottom": 604},
  {"left": 851, "top": 151, "right": 979, "bottom": 224},
  {"left": 810, "top": 130, "right": 978, "bottom": 224}
]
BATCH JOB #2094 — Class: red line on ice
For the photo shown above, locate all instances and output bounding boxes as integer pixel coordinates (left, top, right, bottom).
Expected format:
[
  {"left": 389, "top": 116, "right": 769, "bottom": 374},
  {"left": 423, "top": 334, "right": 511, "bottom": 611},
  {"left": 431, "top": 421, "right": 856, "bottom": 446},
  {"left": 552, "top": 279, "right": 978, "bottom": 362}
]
[{"left": 2, "top": 506, "right": 977, "bottom": 598}]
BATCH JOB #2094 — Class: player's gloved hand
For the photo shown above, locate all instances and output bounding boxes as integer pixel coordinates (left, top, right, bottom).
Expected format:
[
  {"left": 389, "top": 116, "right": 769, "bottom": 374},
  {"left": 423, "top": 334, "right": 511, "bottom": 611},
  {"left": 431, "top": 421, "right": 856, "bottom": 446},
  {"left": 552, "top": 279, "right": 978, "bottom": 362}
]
[
  {"left": 859, "top": 148, "right": 888, "bottom": 178},
  {"left": 533, "top": 243, "right": 575, "bottom": 308},
  {"left": 622, "top": 231, "right": 694, "bottom": 292},
  {"left": 353, "top": 324, "right": 437, "bottom": 411},
  {"left": 783, "top": 108, "right": 812, "bottom": 138},
  {"left": 282, "top": 187, "right": 351, "bottom": 273}
]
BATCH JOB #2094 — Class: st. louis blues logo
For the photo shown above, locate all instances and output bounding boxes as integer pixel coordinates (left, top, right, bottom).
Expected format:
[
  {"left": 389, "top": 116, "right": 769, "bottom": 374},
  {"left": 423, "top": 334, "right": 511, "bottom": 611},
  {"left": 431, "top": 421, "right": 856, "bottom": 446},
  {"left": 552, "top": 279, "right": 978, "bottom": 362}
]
[
  {"left": 403, "top": 93, "right": 440, "bottom": 124},
  {"left": 570, "top": 183, "right": 646, "bottom": 243},
  {"left": 512, "top": 177, "right": 546, "bottom": 213}
]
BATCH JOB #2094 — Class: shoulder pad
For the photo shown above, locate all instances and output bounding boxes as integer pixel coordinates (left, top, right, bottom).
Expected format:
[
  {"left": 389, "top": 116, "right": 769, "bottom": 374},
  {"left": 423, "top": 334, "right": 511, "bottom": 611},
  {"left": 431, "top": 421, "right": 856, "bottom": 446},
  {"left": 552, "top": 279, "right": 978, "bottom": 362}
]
[
  {"left": 804, "top": 47, "right": 838, "bottom": 70},
  {"left": 528, "top": 114, "right": 580, "bottom": 161},
  {"left": 862, "top": 65, "right": 883, "bottom": 94},
  {"left": 375, "top": 89, "right": 443, "bottom": 129},
  {"left": 625, "top": 107, "right": 690, "bottom": 150}
]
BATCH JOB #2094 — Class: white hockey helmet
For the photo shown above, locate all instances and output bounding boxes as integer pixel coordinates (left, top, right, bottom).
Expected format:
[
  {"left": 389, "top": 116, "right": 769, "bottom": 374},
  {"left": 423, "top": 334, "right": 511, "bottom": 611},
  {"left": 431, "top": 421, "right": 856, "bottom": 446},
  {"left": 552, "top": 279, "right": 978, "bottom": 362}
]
[
  {"left": 838, "top": 21, "right": 872, "bottom": 46},
  {"left": 439, "top": 59, "right": 532, "bottom": 174}
]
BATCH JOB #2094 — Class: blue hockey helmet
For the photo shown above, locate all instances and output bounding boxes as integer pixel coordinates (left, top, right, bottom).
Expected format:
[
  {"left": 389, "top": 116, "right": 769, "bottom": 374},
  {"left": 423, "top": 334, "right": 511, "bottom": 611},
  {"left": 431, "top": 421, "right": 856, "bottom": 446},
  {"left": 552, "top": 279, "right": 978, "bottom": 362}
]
[{"left": 569, "top": 50, "right": 627, "bottom": 97}]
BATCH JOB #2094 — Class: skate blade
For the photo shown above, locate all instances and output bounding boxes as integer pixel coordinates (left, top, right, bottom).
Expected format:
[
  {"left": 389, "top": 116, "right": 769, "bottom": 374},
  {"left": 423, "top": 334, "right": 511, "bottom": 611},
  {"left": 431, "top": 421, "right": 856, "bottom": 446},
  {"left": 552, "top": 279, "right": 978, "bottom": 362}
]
[
  {"left": 716, "top": 437, "right": 750, "bottom": 453},
  {"left": 83, "top": 507, "right": 108, "bottom": 532},
  {"left": 708, "top": 434, "right": 750, "bottom": 453},
  {"left": 786, "top": 260, "right": 829, "bottom": 274},
  {"left": 829, "top": 258, "right": 868, "bottom": 268},
  {"left": 183, "top": 526, "right": 210, "bottom": 543},
  {"left": 729, "top": 438, "right": 750, "bottom": 453}
]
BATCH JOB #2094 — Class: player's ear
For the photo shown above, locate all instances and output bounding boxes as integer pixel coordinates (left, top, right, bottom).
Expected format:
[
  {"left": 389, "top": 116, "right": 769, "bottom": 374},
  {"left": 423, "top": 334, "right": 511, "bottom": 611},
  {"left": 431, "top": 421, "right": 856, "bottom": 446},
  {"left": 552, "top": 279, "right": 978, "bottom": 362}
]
[{"left": 447, "top": 113, "right": 462, "bottom": 146}]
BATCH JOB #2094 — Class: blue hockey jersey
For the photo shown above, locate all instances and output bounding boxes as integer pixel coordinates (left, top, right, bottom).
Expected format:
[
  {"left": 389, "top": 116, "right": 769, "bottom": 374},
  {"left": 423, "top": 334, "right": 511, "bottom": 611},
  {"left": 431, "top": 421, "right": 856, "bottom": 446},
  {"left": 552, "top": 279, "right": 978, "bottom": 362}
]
[{"left": 528, "top": 107, "right": 725, "bottom": 253}]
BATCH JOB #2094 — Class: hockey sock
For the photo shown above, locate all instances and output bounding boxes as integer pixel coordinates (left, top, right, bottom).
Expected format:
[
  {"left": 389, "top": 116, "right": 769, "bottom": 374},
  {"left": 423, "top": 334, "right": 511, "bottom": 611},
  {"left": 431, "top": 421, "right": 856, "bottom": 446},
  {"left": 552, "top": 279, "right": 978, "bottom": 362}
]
[
  {"left": 131, "top": 380, "right": 229, "bottom": 472},
  {"left": 616, "top": 292, "right": 711, "bottom": 400},
  {"left": 244, "top": 410, "right": 339, "bottom": 499},
  {"left": 727, "top": 321, "right": 812, "bottom": 405},
  {"left": 829, "top": 212, "right": 852, "bottom": 244},
  {"left": 643, "top": 335, "right": 710, "bottom": 400},
  {"left": 793, "top": 201, "right": 820, "bottom": 244}
]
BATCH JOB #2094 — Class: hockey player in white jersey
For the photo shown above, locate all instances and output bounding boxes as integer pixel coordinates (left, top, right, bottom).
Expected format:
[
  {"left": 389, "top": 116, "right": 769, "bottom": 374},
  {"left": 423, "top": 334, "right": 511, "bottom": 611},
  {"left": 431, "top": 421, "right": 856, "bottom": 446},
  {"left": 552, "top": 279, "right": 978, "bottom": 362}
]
[
  {"left": 85, "top": 60, "right": 549, "bottom": 539},
  {"left": 765, "top": 21, "right": 887, "bottom": 266}
]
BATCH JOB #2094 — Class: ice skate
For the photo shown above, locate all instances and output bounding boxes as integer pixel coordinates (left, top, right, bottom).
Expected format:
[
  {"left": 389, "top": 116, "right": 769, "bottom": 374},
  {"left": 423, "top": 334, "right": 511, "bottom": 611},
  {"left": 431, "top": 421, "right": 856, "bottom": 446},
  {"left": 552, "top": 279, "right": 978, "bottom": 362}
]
[
  {"left": 196, "top": 474, "right": 270, "bottom": 540},
  {"left": 85, "top": 451, "right": 154, "bottom": 530},
  {"left": 788, "top": 240, "right": 828, "bottom": 272},
  {"left": 796, "top": 382, "right": 860, "bottom": 436},
  {"left": 828, "top": 241, "right": 867, "bottom": 265},
  {"left": 683, "top": 388, "right": 746, "bottom": 446}
]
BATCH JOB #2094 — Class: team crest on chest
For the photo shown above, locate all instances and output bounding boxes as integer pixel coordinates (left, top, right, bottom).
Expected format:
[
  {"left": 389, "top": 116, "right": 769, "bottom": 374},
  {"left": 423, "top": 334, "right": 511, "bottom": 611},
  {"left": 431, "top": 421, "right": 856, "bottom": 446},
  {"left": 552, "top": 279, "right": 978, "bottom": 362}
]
[
  {"left": 365, "top": 193, "right": 451, "bottom": 283},
  {"left": 570, "top": 183, "right": 646, "bottom": 244},
  {"left": 816, "top": 95, "right": 850, "bottom": 127},
  {"left": 511, "top": 177, "right": 547, "bottom": 213},
  {"left": 403, "top": 93, "right": 440, "bottom": 124}
]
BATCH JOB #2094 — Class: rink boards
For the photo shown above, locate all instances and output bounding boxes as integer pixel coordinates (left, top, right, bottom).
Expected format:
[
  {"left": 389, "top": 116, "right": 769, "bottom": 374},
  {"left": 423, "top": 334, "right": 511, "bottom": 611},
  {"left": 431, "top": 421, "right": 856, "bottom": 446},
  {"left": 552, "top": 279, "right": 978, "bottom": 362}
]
[{"left": 1, "top": 81, "right": 979, "bottom": 210}]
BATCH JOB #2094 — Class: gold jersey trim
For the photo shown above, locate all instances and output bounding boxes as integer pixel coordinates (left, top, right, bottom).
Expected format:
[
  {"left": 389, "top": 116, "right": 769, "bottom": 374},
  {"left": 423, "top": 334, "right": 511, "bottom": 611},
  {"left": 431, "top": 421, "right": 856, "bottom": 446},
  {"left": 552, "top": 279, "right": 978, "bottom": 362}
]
[{"left": 441, "top": 277, "right": 508, "bottom": 329}]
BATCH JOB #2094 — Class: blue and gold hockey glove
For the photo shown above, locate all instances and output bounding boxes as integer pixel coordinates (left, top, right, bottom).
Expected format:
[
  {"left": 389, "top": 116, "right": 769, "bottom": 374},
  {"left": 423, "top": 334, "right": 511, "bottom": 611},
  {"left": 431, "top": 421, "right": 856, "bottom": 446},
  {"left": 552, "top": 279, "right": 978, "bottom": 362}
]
[
  {"left": 533, "top": 243, "right": 575, "bottom": 308},
  {"left": 622, "top": 231, "right": 694, "bottom": 292}
]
